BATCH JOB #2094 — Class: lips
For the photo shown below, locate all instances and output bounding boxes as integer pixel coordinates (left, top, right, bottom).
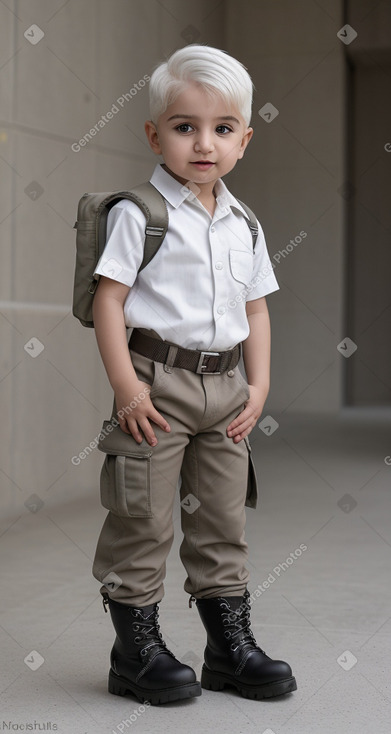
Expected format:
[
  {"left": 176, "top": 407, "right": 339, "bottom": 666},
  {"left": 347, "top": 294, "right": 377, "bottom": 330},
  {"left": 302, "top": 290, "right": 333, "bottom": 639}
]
[{"left": 190, "top": 161, "right": 215, "bottom": 169}]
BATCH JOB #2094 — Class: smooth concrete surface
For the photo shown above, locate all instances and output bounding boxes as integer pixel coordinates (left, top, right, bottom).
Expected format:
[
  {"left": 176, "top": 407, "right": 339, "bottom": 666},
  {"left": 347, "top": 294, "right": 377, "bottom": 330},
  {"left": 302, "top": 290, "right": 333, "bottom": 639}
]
[{"left": 1, "top": 411, "right": 390, "bottom": 734}]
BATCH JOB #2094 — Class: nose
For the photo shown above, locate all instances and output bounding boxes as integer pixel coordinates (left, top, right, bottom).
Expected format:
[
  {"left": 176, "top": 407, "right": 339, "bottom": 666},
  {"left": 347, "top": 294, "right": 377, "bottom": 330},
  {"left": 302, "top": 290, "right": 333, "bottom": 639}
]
[{"left": 194, "top": 128, "right": 214, "bottom": 154}]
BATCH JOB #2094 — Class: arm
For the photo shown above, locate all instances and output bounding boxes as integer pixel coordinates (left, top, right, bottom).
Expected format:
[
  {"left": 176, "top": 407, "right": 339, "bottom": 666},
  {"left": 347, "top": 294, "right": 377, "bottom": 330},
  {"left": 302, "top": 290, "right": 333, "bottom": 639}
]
[
  {"left": 242, "top": 296, "right": 271, "bottom": 403},
  {"left": 226, "top": 296, "right": 271, "bottom": 443},
  {"left": 92, "top": 275, "right": 170, "bottom": 445}
]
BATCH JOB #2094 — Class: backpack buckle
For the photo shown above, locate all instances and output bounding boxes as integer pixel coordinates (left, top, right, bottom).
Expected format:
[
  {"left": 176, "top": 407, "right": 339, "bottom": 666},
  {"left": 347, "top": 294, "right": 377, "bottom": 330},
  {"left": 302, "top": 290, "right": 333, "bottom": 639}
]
[{"left": 145, "top": 226, "right": 165, "bottom": 237}]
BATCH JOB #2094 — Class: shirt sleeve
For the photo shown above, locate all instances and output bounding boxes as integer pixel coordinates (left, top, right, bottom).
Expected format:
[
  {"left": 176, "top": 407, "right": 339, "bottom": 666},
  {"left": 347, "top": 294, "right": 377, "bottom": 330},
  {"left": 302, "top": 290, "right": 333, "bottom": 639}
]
[
  {"left": 93, "top": 200, "right": 146, "bottom": 287},
  {"left": 246, "top": 218, "right": 279, "bottom": 300}
]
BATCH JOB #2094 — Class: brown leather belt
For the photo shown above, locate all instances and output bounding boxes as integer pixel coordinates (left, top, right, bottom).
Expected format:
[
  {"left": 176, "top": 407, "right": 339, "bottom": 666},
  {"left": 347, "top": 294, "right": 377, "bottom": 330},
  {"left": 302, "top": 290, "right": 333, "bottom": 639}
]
[{"left": 128, "top": 328, "right": 240, "bottom": 375}]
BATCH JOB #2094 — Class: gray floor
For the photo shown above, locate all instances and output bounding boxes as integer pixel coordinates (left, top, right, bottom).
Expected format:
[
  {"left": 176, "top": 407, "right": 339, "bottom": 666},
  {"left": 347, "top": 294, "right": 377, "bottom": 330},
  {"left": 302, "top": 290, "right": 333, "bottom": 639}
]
[{"left": 1, "top": 410, "right": 390, "bottom": 734}]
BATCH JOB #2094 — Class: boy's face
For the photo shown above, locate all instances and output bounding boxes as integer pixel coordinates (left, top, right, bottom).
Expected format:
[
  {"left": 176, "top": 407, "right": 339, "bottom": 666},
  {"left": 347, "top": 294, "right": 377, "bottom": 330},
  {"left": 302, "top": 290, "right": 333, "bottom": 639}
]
[{"left": 145, "top": 82, "right": 253, "bottom": 192}]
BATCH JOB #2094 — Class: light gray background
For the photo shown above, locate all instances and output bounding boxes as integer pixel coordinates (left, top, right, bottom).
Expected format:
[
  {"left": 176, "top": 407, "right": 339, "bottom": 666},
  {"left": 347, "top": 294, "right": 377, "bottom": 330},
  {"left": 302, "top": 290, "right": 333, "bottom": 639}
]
[{"left": 1, "top": 1, "right": 390, "bottom": 733}]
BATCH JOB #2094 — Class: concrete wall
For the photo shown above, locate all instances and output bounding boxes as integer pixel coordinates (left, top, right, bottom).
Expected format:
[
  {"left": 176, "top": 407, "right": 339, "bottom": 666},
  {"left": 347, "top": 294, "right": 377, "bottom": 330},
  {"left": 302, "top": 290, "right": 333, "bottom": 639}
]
[
  {"left": 344, "top": 0, "right": 391, "bottom": 405},
  {"left": 0, "top": 0, "right": 224, "bottom": 517},
  {"left": 225, "top": 0, "right": 346, "bottom": 415}
]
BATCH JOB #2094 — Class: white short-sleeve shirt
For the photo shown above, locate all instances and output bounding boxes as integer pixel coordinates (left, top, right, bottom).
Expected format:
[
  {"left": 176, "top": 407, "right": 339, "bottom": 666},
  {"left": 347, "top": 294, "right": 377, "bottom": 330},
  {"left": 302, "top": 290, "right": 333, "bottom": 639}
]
[{"left": 94, "top": 164, "right": 279, "bottom": 351}]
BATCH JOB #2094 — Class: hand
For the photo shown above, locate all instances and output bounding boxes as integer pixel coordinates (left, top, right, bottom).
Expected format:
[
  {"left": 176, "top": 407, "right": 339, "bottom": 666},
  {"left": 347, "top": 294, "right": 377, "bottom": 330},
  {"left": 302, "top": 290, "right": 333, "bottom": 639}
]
[
  {"left": 114, "top": 380, "right": 171, "bottom": 446},
  {"left": 226, "top": 385, "right": 266, "bottom": 443}
]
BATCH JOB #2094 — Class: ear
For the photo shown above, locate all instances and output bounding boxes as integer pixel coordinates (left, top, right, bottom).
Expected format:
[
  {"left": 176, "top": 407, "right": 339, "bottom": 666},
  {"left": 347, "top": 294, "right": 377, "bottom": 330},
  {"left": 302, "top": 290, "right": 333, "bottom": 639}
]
[
  {"left": 237, "top": 127, "right": 254, "bottom": 160},
  {"left": 144, "top": 120, "right": 162, "bottom": 155}
]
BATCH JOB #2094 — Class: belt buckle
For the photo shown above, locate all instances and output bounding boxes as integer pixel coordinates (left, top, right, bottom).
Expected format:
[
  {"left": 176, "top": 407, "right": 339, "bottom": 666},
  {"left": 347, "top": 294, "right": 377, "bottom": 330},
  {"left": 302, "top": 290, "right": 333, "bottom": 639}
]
[{"left": 196, "top": 351, "right": 221, "bottom": 375}]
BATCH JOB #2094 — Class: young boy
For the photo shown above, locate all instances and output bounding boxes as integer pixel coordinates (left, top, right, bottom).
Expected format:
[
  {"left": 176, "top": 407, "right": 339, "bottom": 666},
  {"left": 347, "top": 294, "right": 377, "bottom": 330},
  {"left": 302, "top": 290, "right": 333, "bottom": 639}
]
[{"left": 91, "top": 44, "right": 297, "bottom": 705}]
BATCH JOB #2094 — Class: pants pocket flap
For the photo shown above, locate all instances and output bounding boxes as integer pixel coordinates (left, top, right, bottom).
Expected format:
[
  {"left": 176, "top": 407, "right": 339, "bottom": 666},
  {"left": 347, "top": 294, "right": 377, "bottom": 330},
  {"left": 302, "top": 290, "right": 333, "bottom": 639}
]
[{"left": 98, "top": 421, "right": 153, "bottom": 458}]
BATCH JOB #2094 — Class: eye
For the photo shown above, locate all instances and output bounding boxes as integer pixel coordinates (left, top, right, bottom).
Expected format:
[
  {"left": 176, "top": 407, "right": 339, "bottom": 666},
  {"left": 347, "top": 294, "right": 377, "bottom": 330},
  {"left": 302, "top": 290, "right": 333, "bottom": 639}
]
[
  {"left": 175, "top": 123, "right": 194, "bottom": 133},
  {"left": 216, "top": 124, "right": 233, "bottom": 134}
]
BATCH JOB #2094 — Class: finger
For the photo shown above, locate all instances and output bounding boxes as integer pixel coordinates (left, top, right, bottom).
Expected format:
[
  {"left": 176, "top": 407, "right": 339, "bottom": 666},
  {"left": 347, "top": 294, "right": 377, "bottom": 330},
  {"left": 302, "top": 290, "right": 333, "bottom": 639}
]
[
  {"left": 227, "top": 408, "right": 252, "bottom": 433},
  {"left": 228, "top": 404, "right": 253, "bottom": 425},
  {"left": 125, "top": 418, "right": 144, "bottom": 444},
  {"left": 232, "top": 422, "right": 254, "bottom": 442},
  {"left": 137, "top": 417, "right": 159, "bottom": 446},
  {"left": 149, "top": 406, "right": 171, "bottom": 433},
  {"left": 118, "top": 419, "right": 131, "bottom": 434},
  {"left": 228, "top": 416, "right": 254, "bottom": 437},
  {"left": 233, "top": 431, "right": 247, "bottom": 443}
]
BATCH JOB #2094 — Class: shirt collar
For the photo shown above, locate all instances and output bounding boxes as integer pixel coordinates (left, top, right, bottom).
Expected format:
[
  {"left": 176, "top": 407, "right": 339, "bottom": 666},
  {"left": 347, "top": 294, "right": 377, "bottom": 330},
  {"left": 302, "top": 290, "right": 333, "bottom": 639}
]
[
  {"left": 212, "top": 177, "right": 248, "bottom": 218},
  {"left": 149, "top": 164, "right": 188, "bottom": 209},
  {"left": 149, "top": 163, "right": 248, "bottom": 218}
]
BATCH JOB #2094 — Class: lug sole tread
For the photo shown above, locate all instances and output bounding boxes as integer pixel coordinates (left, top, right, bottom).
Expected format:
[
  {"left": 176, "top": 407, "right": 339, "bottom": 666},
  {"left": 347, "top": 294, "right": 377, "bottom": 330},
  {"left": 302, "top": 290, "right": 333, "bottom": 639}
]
[
  {"left": 108, "top": 669, "right": 202, "bottom": 705},
  {"left": 201, "top": 665, "right": 297, "bottom": 699}
]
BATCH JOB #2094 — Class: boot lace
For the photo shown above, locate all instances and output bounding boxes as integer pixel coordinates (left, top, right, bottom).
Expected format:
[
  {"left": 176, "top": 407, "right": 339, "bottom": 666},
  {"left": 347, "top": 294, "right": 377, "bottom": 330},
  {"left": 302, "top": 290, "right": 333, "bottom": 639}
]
[
  {"left": 219, "top": 590, "right": 264, "bottom": 654},
  {"left": 131, "top": 606, "right": 169, "bottom": 658}
]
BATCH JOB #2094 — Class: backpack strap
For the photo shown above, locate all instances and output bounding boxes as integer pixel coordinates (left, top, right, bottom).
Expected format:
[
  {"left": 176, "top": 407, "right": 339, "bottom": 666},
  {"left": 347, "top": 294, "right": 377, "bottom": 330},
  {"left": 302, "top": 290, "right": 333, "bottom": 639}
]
[
  {"left": 127, "top": 181, "right": 169, "bottom": 272},
  {"left": 235, "top": 199, "right": 258, "bottom": 250},
  {"left": 95, "top": 182, "right": 168, "bottom": 272}
]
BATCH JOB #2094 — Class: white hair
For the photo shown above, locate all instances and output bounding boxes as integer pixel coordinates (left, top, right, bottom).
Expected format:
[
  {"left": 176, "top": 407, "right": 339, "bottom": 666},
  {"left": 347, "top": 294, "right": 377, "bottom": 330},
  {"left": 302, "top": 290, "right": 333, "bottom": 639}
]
[{"left": 149, "top": 44, "right": 253, "bottom": 126}]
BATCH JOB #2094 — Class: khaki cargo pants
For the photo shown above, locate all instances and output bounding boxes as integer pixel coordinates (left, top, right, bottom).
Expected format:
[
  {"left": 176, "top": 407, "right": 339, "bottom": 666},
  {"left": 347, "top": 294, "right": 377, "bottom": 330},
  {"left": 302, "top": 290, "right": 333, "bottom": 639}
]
[{"left": 92, "top": 332, "right": 258, "bottom": 607}]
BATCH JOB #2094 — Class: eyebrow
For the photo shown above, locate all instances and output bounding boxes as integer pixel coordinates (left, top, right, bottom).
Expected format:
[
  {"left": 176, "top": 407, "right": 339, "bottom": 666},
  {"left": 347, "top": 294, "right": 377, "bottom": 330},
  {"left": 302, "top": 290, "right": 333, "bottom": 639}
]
[{"left": 167, "top": 114, "right": 240, "bottom": 123}]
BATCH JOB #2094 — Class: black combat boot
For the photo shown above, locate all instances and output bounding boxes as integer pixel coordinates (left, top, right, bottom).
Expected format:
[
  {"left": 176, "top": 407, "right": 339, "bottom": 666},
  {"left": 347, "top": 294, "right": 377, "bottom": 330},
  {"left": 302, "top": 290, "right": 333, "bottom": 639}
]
[
  {"left": 195, "top": 590, "right": 297, "bottom": 699},
  {"left": 102, "top": 593, "right": 201, "bottom": 705}
]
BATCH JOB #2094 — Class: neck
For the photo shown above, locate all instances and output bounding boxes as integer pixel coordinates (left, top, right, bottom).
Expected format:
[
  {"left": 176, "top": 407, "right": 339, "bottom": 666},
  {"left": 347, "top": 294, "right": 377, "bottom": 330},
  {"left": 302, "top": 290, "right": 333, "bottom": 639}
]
[{"left": 161, "top": 164, "right": 217, "bottom": 215}]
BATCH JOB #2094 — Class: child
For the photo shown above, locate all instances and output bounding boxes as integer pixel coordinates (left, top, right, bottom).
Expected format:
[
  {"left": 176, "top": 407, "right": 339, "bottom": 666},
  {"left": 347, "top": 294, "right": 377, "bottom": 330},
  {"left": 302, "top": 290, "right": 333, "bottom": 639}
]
[{"left": 91, "top": 44, "right": 297, "bottom": 705}]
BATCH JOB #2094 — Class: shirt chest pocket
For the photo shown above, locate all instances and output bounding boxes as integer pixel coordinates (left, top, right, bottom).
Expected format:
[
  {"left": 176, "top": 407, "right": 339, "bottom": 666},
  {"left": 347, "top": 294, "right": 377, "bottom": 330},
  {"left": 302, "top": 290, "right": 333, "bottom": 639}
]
[{"left": 229, "top": 249, "right": 254, "bottom": 286}]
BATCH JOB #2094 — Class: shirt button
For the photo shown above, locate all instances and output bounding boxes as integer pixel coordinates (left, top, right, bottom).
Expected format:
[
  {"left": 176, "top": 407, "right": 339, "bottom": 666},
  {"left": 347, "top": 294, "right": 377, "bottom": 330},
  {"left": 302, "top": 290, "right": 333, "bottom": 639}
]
[
  {"left": 217, "top": 306, "right": 226, "bottom": 315},
  {"left": 210, "top": 226, "right": 215, "bottom": 233},
  {"left": 215, "top": 261, "right": 223, "bottom": 270},
  {"left": 227, "top": 370, "right": 235, "bottom": 377}
]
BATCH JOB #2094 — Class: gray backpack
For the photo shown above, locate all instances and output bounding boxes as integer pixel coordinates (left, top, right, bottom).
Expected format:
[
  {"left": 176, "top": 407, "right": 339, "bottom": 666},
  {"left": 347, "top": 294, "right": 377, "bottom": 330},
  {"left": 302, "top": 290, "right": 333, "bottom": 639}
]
[{"left": 72, "top": 182, "right": 258, "bottom": 327}]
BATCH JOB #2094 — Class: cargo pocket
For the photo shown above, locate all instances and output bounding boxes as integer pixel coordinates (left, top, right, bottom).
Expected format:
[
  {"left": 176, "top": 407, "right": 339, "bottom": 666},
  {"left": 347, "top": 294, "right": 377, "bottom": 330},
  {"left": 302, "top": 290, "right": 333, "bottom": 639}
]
[
  {"left": 98, "top": 421, "right": 153, "bottom": 518},
  {"left": 244, "top": 435, "right": 258, "bottom": 509}
]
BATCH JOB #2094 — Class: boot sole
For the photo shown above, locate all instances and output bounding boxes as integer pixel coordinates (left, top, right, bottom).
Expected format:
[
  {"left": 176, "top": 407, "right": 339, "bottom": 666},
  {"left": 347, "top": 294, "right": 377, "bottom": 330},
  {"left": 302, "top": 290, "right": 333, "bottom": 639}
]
[
  {"left": 201, "top": 665, "right": 297, "bottom": 699},
  {"left": 108, "top": 668, "right": 202, "bottom": 705}
]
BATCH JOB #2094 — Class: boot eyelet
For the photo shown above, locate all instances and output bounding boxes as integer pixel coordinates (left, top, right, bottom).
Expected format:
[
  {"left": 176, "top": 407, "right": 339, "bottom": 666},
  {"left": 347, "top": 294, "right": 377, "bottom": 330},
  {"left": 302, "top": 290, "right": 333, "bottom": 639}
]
[
  {"left": 134, "top": 635, "right": 142, "bottom": 644},
  {"left": 140, "top": 649, "right": 148, "bottom": 657},
  {"left": 230, "top": 643, "right": 238, "bottom": 652},
  {"left": 224, "top": 631, "right": 231, "bottom": 639},
  {"left": 132, "top": 624, "right": 140, "bottom": 631}
]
